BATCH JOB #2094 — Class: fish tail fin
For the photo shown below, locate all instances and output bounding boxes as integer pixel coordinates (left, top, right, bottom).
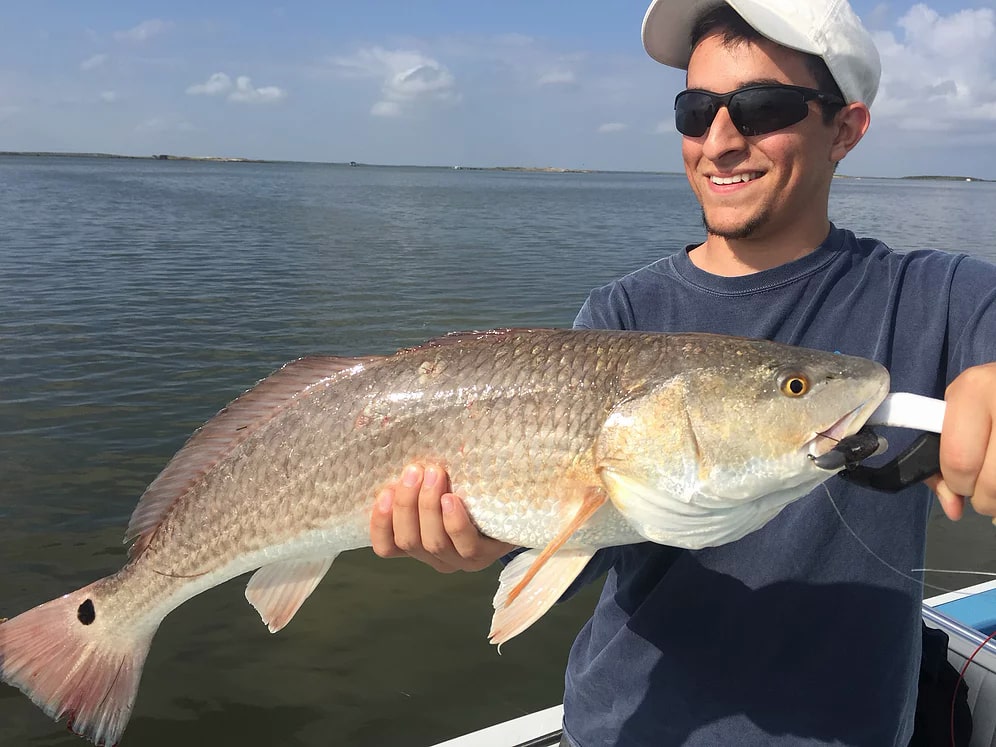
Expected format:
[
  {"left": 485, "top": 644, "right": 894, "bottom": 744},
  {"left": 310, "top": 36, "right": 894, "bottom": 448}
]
[{"left": 0, "top": 580, "right": 157, "bottom": 746}]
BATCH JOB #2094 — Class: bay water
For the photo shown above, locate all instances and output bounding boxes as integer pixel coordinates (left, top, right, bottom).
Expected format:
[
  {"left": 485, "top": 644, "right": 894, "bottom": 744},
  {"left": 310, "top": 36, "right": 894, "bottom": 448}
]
[{"left": 1, "top": 156, "right": 994, "bottom": 746}]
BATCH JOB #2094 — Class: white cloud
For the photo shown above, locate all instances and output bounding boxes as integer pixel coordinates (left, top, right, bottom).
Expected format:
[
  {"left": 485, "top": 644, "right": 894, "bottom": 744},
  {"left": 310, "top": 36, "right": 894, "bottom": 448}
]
[
  {"left": 872, "top": 5, "right": 996, "bottom": 134},
  {"left": 80, "top": 54, "right": 108, "bottom": 71},
  {"left": 655, "top": 120, "right": 676, "bottom": 135},
  {"left": 187, "top": 73, "right": 232, "bottom": 96},
  {"left": 333, "top": 47, "right": 458, "bottom": 118},
  {"left": 538, "top": 70, "right": 576, "bottom": 86},
  {"left": 866, "top": 3, "right": 892, "bottom": 30},
  {"left": 99, "top": 91, "right": 118, "bottom": 103},
  {"left": 597, "top": 122, "right": 628, "bottom": 133},
  {"left": 228, "top": 76, "right": 286, "bottom": 104},
  {"left": 114, "top": 19, "right": 173, "bottom": 43},
  {"left": 187, "top": 72, "right": 285, "bottom": 104}
]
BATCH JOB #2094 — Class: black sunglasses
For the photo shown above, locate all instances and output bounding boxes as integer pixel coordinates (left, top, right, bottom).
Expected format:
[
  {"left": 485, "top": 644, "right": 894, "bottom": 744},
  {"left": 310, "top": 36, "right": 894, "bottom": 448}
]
[{"left": 674, "top": 84, "right": 846, "bottom": 137}]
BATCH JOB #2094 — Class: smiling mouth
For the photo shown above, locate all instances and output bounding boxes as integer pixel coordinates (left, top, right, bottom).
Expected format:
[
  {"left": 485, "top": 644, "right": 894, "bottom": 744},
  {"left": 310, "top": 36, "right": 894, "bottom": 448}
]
[{"left": 710, "top": 172, "right": 761, "bottom": 185}]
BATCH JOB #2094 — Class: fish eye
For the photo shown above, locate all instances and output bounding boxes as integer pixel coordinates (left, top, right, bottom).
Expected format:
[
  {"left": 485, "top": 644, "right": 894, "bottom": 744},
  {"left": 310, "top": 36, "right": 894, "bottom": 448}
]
[{"left": 780, "top": 374, "right": 809, "bottom": 397}]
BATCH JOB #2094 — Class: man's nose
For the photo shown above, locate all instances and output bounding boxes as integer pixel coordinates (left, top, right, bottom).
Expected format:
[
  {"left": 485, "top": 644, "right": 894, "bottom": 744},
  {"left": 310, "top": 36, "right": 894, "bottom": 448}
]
[{"left": 701, "top": 106, "right": 749, "bottom": 160}]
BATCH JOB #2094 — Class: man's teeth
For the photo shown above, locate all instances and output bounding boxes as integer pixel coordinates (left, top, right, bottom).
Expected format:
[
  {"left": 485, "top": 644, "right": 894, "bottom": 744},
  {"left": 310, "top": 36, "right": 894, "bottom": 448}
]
[{"left": 710, "top": 173, "right": 760, "bottom": 185}]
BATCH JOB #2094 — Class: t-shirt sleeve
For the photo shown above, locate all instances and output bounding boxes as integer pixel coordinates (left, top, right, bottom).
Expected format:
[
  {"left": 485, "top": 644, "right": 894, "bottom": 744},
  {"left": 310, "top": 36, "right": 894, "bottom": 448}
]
[
  {"left": 573, "top": 281, "right": 636, "bottom": 330},
  {"left": 947, "top": 255, "right": 996, "bottom": 378}
]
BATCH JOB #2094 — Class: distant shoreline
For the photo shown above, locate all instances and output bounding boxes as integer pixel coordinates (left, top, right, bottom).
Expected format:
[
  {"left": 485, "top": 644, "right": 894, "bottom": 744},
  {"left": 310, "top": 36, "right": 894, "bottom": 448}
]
[
  {"left": 0, "top": 151, "right": 990, "bottom": 182},
  {"left": 0, "top": 151, "right": 267, "bottom": 164}
]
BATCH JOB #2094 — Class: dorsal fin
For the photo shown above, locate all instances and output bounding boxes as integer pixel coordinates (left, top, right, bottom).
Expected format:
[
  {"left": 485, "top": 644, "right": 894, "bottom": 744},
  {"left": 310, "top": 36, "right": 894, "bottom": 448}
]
[
  {"left": 124, "top": 355, "right": 382, "bottom": 558},
  {"left": 399, "top": 328, "right": 547, "bottom": 354}
]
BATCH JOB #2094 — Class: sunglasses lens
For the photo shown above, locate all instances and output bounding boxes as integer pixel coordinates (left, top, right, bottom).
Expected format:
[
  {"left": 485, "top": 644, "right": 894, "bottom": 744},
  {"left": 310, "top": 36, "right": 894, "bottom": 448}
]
[
  {"left": 674, "top": 92, "right": 717, "bottom": 137},
  {"left": 729, "top": 88, "right": 810, "bottom": 136},
  {"left": 674, "top": 87, "right": 816, "bottom": 137}
]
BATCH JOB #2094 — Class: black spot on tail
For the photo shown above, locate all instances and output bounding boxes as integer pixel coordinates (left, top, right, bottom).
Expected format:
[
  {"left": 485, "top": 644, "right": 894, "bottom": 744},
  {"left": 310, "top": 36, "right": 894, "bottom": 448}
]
[{"left": 77, "top": 599, "right": 96, "bottom": 625}]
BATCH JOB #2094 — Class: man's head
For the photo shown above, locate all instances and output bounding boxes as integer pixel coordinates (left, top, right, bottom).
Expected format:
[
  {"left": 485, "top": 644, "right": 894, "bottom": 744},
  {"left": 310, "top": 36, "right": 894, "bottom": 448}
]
[{"left": 641, "top": 0, "right": 879, "bottom": 250}]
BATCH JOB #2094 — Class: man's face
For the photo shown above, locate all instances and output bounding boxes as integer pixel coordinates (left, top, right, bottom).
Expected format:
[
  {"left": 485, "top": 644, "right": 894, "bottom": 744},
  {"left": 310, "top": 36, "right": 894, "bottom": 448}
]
[{"left": 682, "top": 33, "right": 841, "bottom": 242}]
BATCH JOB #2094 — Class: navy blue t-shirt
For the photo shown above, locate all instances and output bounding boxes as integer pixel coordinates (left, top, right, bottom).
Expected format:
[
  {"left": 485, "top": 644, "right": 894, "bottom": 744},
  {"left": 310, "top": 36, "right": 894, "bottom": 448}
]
[{"left": 561, "top": 225, "right": 996, "bottom": 746}]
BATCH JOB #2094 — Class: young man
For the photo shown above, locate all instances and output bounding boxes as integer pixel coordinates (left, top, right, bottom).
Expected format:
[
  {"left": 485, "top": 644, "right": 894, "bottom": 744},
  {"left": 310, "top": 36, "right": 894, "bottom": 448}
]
[{"left": 371, "top": 1, "right": 996, "bottom": 744}]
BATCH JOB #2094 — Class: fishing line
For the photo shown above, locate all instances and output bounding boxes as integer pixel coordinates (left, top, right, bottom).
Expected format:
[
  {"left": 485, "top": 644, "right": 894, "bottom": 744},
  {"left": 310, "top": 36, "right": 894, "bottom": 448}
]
[
  {"left": 911, "top": 569, "right": 996, "bottom": 578},
  {"left": 953, "top": 629, "right": 996, "bottom": 746},
  {"left": 824, "top": 484, "right": 996, "bottom": 746},
  {"left": 821, "top": 484, "right": 967, "bottom": 597}
]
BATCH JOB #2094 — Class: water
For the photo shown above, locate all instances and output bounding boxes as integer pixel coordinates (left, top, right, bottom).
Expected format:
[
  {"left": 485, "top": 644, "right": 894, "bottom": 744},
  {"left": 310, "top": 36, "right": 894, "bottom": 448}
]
[{"left": 0, "top": 156, "right": 994, "bottom": 746}]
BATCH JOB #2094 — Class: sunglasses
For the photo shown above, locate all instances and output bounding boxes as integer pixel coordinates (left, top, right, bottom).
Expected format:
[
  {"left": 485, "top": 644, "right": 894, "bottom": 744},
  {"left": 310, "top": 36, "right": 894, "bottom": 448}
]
[{"left": 674, "top": 84, "right": 846, "bottom": 137}]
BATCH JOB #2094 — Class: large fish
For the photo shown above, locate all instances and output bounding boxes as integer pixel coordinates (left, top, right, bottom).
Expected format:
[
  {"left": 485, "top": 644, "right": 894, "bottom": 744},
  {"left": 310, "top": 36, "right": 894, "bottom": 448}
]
[{"left": 0, "top": 328, "right": 889, "bottom": 745}]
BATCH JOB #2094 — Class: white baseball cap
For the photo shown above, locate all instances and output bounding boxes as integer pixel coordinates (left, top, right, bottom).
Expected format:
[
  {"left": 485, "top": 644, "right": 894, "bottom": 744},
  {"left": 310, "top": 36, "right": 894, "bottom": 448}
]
[{"left": 642, "top": 0, "right": 881, "bottom": 106}]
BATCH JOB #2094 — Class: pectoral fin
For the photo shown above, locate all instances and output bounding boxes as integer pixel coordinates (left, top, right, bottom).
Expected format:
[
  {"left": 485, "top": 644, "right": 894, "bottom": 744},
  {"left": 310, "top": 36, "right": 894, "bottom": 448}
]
[
  {"left": 488, "top": 486, "right": 606, "bottom": 647},
  {"left": 489, "top": 548, "right": 595, "bottom": 647},
  {"left": 245, "top": 556, "right": 337, "bottom": 633},
  {"left": 503, "top": 486, "right": 606, "bottom": 605}
]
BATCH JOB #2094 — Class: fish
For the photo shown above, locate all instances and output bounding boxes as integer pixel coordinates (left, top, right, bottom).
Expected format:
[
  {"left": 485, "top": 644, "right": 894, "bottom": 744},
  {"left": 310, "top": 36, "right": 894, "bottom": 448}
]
[{"left": 0, "top": 328, "right": 889, "bottom": 745}]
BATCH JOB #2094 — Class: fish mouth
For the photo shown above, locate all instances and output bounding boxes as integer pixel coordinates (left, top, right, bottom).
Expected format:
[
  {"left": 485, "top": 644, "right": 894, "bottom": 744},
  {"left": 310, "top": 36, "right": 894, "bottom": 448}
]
[{"left": 806, "top": 398, "right": 880, "bottom": 461}]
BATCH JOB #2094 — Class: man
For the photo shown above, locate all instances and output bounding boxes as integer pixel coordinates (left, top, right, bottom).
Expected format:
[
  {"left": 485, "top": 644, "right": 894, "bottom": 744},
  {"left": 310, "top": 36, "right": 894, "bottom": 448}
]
[{"left": 371, "top": 0, "right": 996, "bottom": 744}]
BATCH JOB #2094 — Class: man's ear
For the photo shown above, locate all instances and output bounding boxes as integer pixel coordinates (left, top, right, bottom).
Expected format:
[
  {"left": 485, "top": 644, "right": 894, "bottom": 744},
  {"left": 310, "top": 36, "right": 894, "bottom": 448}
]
[{"left": 830, "top": 103, "right": 871, "bottom": 162}]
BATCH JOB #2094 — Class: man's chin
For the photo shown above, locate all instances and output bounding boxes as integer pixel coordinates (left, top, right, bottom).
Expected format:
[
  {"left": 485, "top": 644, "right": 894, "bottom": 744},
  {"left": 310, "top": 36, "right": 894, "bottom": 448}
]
[{"left": 702, "top": 209, "right": 767, "bottom": 240}]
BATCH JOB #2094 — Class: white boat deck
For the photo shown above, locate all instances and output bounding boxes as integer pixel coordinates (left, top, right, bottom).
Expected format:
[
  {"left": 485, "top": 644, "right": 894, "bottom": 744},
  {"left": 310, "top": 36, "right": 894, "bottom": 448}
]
[{"left": 431, "top": 705, "right": 563, "bottom": 747}]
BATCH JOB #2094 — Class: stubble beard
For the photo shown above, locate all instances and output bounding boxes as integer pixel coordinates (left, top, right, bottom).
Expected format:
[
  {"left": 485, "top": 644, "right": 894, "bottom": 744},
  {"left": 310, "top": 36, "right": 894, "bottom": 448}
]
[{"left": 701, "top": 206, "right": 771, "bottom": 241}]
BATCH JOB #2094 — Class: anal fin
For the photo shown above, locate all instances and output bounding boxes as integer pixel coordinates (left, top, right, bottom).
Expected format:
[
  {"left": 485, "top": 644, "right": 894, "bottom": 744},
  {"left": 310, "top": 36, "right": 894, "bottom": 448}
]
[
  {"left": 245, "top": 556, "right": 337, "bottom": 633},
  {"left": 489, "top": 547, "right": 595, "bottom": 646}
]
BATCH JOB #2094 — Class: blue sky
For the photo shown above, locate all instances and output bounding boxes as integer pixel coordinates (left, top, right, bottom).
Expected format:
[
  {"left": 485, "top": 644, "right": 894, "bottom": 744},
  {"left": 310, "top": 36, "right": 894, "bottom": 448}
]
[{"left": 2, "top": 1, "right": 995, "bottom": 177}]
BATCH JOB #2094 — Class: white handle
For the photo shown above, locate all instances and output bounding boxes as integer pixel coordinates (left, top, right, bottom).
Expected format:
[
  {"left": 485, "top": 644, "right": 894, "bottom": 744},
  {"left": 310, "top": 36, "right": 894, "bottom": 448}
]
[{"left": 866, "top": 393, "right": 946, "bottom": 434}]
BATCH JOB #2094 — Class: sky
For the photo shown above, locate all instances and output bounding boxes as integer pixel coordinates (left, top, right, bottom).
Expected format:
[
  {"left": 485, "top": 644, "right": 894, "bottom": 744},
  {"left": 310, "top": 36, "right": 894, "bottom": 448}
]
[{"left": 2, "top": 1, "right": 995, "bottom": 178}]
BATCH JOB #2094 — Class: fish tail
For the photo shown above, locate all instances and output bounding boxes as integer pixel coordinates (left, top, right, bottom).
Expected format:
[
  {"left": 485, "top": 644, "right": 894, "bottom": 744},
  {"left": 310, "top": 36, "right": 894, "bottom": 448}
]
[{"left": 0, "top": 579, "right": 157, "bottom": 746}]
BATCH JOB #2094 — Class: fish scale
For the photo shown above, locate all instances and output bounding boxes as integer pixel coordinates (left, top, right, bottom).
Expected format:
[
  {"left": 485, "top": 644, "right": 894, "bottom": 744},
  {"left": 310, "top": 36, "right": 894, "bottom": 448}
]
[{"left": 128, "top": 332, "right": 636, "bottom": 589}]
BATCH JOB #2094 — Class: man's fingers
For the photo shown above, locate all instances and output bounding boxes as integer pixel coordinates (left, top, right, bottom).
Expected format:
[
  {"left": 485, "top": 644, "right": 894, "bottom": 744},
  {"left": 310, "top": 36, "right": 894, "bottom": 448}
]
[
  {"left": 442, "top": 493, "right": 518, "bottom": 570},
  {"left": 370, "top": 487, "right": 405, "bottom": 558},
  {"left": 440, "top": 492, "right": 480, "bottom": 554},
  {"left": 970, "top": 438, "right": 996, "bottom": 517},
  {"left": 372, "top": 464, "right": 460, "bottom": 573},
  {"left": 369, "top": 463, "right": 515, "bottom": 573},
  {"left": 940, "top": 370, "right": 993, "bottom": 499},
  {"left": 390, "top": 464, "right": 430, "bottom": 555},
  {"left": 418, "top": 466, "right": 460, "bottom": 559},
  {"left": 394, "top": 464, "right": 456, "bottom": 573},
  {"left": 925, "top": 474, "right": 965, "bottom": 521}
]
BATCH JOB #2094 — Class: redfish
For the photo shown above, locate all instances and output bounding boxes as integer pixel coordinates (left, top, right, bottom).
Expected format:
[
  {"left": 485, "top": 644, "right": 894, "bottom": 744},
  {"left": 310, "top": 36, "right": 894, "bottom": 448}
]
[{"left": 0, "top": 329, "right": 889, "bottom": 744}]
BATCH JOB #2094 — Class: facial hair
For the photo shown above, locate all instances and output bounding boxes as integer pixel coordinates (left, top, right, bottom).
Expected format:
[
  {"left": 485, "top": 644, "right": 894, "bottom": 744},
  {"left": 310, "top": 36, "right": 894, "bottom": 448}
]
[{"left": 701, "top": 207, "right": 771, "bottom": 240}]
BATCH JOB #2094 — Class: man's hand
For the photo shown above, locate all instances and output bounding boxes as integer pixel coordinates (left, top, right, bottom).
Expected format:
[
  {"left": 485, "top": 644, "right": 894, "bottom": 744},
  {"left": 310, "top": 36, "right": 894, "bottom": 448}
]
[
  {"left": 370, "top": 464, "right": 518, "bottom": 573},
  {"left": 926, "top": 362, "right": 996, "bottom": 520}
]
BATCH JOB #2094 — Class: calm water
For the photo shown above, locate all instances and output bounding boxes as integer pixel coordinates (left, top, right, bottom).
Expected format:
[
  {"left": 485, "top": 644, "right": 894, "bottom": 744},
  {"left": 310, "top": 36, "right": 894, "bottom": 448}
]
[{"left": 1, "top": 156, "right": 995, "bottom": 746}]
